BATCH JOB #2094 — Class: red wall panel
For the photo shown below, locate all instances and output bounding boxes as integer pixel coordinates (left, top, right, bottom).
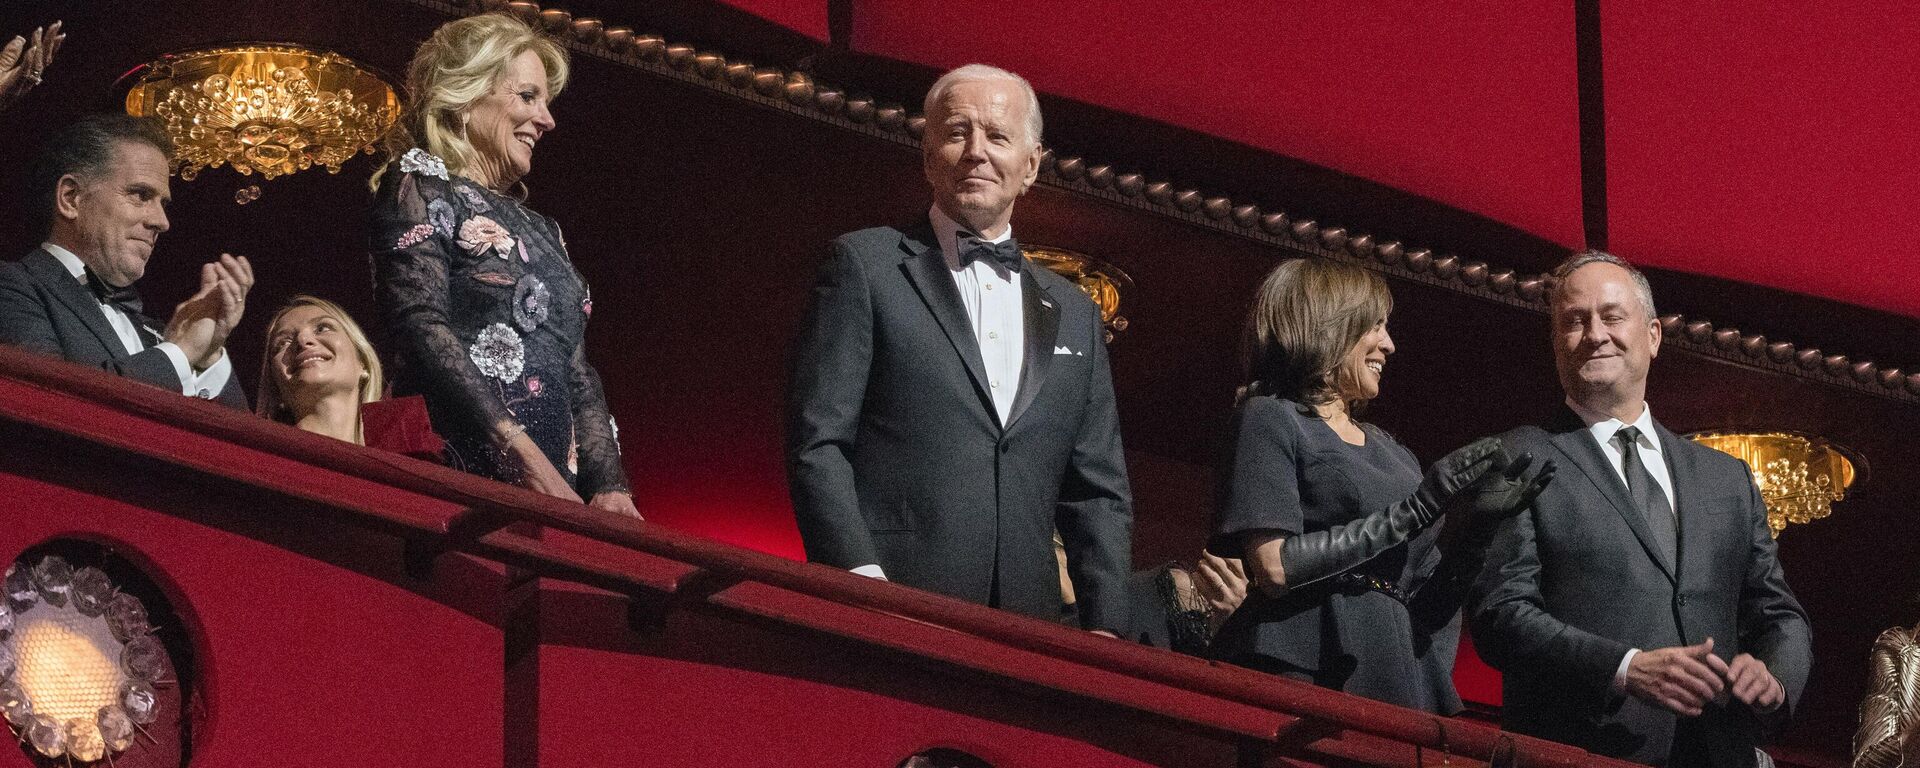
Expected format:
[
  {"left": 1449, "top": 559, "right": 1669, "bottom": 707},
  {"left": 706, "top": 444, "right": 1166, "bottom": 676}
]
[
  {"left": 1605, "top": 2, "right": 1920, "bottom": 318},
  {"left": 850, "top": 0, "right": 1587, "bottom": 250}
]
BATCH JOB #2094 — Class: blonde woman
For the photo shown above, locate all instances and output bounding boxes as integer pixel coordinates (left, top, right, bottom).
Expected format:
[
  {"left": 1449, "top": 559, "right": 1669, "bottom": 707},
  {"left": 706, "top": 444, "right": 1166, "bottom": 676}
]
[
  {"left": 1208, "top": 258, "right": 1551, "bottom": 713},
  {"left": 369, "top": 13, "right": 636, "bottom": 517},
  {"left": 257, "top": 296, "right": 382, "bottom": 444}
]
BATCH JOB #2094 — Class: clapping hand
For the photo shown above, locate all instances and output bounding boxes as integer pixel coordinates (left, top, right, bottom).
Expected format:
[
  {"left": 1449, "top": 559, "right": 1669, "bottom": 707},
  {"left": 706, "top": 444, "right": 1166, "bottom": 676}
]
[
  {"left": 0, "top": 22, "right": 64, "bottom": 112},
  {"left": 165, "top": 254, "right": 254, "bottom": 370}
]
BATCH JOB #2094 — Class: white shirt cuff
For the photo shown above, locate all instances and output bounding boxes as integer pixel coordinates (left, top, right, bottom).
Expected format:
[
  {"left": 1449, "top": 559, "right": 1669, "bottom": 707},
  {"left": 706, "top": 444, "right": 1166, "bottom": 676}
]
[
  {"left": 849, "top": 564, "right": 887, "bottom": 580},
  {"left": 154, "top": 342, "right": 196, "bottom": 395},
  {"left": 191, "top": 348, "right": 233, "bottom": 399},
  {"left": 1613, "top": 648, "right": 1640, "bottom": 694}
]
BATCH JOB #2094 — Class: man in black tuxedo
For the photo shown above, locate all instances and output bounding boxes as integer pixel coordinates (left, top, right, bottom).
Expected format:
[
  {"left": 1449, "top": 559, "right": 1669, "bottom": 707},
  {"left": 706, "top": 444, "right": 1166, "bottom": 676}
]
[
  {"left": 787, "top": 64, "right": 1132, "bottom": 633},
  {"left": 1469, "top": 252, "right": 1811, "bottom": 767},
  {"left": 0, "top": 114, "right": 251, "bottom": 407}
]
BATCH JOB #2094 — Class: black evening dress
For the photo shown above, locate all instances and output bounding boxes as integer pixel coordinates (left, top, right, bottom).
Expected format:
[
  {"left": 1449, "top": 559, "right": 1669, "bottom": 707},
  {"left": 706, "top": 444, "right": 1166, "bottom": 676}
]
[
  {"left": 1208, "top": 395, "right": 1465, "bottom": 714},
  {"left": 369, "top": 148, "right": 631, "bottom": 497}
]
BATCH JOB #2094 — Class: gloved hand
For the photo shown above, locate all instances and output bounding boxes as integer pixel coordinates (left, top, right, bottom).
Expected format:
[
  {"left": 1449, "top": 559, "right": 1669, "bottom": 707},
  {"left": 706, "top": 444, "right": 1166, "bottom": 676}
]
[
  {"left": 1274, "top": 437, "right": 1508, "bottom": 593},
  {"left": 1439, "top": 451, "right": 1555, "bottom": 556}
]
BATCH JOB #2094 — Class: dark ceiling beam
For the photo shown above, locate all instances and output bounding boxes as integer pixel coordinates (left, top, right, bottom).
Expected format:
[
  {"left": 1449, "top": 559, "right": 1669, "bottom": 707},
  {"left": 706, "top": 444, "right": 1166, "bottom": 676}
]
[{"left": 1575, "top": 0, "right": 1607, "bottom": 251}]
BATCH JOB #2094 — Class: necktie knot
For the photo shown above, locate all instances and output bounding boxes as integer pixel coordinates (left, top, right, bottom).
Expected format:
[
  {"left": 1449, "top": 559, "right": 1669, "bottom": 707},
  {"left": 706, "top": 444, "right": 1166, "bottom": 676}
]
[
  {"left": 83, "top": 268, "right": 142, "bottom": 316},
  {"left": 961, "top": 235, "right": 1023, "bottom": 272},
  {"left": 1614, "top": 425, "right": 1642, "bottom": 448}
]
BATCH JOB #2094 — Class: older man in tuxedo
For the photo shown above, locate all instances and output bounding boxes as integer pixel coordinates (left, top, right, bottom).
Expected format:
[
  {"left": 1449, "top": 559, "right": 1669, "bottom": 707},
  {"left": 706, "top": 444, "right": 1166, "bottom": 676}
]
[
  {"left": 1469, "top": 251, "right": 1811, "bottom": 767},
  {"left": 0, "top": 114, "right": 252, "bottom": 407},
  {"left": 787, "top": 64, "right": 1132, "bottom": 633}
]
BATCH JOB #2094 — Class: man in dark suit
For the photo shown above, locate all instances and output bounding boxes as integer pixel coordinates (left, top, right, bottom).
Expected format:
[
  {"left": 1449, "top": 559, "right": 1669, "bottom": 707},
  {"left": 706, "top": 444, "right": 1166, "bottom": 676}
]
[
  {"left": 0, "top": 114, "right": 251, "bottom": 407},
  {"left": 787, "top": 64, "right": 1132, "bottom": 633},
  {"left": 1469, "top": 251, "right": 1812, "bottom": 767}
]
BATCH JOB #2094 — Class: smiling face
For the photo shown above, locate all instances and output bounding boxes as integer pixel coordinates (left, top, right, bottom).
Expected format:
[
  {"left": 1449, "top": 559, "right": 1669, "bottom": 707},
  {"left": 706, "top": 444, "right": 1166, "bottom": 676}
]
[
  {"left": 1552, "top": 262, "right": 1661, "bottom": 410},
  {"left": 464, "top": 49, "right": 555, "bottom": 190},
  {"left": 1333, "top": 317, "right": 1395, "bottom": 402},
  {"left": 54, "top": 140, "right": 171, "bottom": 288},
  {"left": 923, "top": 78, "right": 1041, "bottom": 235},
  {"left": 268, "top": 304, "right": 366, "bottom": 401}
]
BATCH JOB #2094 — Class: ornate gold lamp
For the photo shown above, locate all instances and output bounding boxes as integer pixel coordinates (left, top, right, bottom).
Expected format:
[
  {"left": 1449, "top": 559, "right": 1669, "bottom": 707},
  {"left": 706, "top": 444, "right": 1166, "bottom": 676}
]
[
  {"left": 123, "top": 44, "right": 400, "bottom": 184},
  {"left": 1022, "top": 246, "right": 1133, "bottom": 341},
  {"left": 1688, "top": 432, "right": 1858, "bottom": 538}
]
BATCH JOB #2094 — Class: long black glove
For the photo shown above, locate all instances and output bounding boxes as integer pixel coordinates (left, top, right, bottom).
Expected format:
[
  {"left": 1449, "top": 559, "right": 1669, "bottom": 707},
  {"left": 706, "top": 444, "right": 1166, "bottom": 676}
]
[{"left": 1274, "top": 437, "right": 1508, "bottom": 593}]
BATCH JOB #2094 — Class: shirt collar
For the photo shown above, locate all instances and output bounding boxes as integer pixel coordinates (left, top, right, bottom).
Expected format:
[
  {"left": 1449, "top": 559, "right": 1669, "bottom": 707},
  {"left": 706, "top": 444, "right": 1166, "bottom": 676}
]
[
  {"left": 41, "top": 243, "right": 88, "bottom": 280},
  {"left": 928, "top": 204, "right": 1012, "bottom": 270},
  {"left": 1568, "top": 397, "right": 1661, "bottom": 453}
]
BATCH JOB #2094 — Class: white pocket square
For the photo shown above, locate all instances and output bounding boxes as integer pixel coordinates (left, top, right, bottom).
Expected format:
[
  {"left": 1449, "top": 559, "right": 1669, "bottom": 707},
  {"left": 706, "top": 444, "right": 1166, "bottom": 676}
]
[{"left": 1054, "top": 346, "right": 1082, "bottom": 356}]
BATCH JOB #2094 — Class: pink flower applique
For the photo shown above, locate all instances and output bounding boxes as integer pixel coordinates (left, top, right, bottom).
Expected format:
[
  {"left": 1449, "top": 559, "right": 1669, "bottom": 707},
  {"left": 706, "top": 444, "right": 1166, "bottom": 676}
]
[
  {"left": 394, "top": 223, "right": 434, "bottom": 249},
  {"left": 526, "top": 376, "right": 544, "bottom": 397},
  {"left": 457, "top": 215, "right": 517, "bottom": 260}
]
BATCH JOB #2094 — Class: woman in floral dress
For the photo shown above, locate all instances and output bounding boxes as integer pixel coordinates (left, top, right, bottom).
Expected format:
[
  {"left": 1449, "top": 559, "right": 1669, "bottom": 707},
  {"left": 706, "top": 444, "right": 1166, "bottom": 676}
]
[{"left": 368, "top": 13, "right": 636, "bottom": 517}]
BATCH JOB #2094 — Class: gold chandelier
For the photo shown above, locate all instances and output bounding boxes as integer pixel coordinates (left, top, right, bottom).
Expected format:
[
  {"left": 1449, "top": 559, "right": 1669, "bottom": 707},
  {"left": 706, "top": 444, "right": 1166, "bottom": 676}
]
[
  {"left": 1689, "top": 432, "right": 1857, "bottom": 538},
  {"left": 1023, "top": 246, "right": 1133, "bottom": 341},
  {"left": 124, "top": 44, "right": 400, "bottom": 181}
]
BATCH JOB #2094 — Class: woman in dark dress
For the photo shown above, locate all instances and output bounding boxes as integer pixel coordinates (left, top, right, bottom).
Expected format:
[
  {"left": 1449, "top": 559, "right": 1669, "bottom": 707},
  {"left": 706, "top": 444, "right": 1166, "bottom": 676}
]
[
  {"left": 369, "top": 13, "right": 636, "bottom": 517},
  {"left": 1209, "top": 258, "right": 1551, "bottom": 713}
]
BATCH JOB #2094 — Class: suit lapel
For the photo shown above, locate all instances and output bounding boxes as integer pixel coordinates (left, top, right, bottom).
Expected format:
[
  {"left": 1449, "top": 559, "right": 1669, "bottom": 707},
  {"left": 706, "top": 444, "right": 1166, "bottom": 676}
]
[
  {"left": 1005, "top": 265, "right": 1059, "bottom": 431},
  {"left": 1544, "top": 408, "right": 1677, "bottom": 582},
  {"left": 24, "top": 248, "right": 129, "bottom": 356},
  {"left": 895, "top": 222, "right": 997, "bottom": 421},
  {"left": 1657, "top": 422, "right": 1710, "bottom": 586}
]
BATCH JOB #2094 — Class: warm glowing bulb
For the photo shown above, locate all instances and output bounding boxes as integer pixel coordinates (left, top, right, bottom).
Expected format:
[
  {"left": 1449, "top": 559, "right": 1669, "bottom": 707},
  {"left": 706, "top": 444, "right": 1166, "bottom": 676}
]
[{"left": 10, "top": 607, "right": 126, "bottom": 726}]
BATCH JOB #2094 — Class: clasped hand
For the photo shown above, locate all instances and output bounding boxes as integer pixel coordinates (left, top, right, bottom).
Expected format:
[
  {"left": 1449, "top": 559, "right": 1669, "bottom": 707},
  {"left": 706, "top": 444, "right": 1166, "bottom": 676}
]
[
  {"left": 1625, "top": 637, "right": 1785, "bottom": 717},
  {"left": 164, "top": 254, "right": 253, "bottom": 371}
]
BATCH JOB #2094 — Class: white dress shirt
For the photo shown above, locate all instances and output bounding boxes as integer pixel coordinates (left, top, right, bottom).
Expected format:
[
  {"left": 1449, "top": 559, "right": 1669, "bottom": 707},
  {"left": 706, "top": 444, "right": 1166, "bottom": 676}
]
[
  {"left": 851, "top": 210, "right": 1029, "bottom": 582},
  {"left": 929, "top": 205, "right": 1025, "bottom": 426},
  {"left": 44, "top": 243, "right": 232, "bottom": 399},
  {"left": 1567, "top": 398, "right": 1677, "bottom": 693}
]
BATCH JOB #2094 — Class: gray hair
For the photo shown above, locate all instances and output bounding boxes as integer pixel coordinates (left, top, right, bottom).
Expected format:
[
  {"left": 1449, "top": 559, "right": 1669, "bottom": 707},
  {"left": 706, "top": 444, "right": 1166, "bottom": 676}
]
[
  {"left": 1549, "top": 249, "right": 1657, "bottom": 319},
  {"left": 922, "top": 64, "right": 1043, "bottom": 148}
]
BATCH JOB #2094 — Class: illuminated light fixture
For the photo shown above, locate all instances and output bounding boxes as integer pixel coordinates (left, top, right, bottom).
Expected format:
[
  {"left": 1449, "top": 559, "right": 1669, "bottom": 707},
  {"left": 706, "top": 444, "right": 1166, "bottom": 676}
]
[
  {"left": 1021, "top": 246, "right": 1133, "bottom": 341},
  {"left": 2, "top": 557, "right": 164, "bottom": 762},
  {"left": 1688, "top": 432, "right": 1859, "bottom": 538},
  {"left": 123, "top": 44, "right": 401, "bottom": 183}
]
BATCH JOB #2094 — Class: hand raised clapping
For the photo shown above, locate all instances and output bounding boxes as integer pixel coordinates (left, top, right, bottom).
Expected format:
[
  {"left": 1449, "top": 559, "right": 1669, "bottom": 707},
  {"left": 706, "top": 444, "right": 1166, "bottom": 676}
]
[
  {"left": 0, "top": 22, "right": 64, "bottom": 112},
  {"left": 164, "top": 254, "right": 254, "bottom": 370}
]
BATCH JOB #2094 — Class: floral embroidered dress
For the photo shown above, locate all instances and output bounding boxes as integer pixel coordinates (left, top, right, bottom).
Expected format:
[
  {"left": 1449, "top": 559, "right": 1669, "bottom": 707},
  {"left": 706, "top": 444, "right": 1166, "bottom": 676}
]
[{"left": 369, "top": 149, "right": 630, "bottom": 496}]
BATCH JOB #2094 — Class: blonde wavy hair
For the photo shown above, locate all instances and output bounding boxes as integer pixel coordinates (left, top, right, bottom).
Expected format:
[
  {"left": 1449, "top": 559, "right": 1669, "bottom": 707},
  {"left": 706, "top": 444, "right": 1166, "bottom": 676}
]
[
  {"left": 256, "top": 296, "right": 385, "bottom": 444},
  {"left": 374, "top": 12, "right": 569, "bottom": 189}
]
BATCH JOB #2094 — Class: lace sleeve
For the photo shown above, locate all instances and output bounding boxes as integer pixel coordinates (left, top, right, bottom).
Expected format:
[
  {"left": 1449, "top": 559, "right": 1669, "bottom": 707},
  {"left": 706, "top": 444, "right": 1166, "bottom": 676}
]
[
  {"left": 566, "top": 276, "right": 631, "bottom": 497},
  {"left": 369, "top": 167, "right": 515, "bottom": 442}
]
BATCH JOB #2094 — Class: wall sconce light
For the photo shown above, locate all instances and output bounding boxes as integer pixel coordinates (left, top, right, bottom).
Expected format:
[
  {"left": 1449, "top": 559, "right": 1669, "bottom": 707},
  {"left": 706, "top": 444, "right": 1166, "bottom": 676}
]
[{"left": 3, "top": 556, "right": 165, "bottom": 762}]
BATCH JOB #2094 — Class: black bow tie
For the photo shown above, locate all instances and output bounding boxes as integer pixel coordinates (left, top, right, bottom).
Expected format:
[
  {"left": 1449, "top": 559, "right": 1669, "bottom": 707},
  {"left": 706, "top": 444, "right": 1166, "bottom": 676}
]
[
  {"left": 960, "top": 235, "right": 1024, "bottom": 272},
  {"left": 83, "top": 268, "right": 142, "bottom": 316}
]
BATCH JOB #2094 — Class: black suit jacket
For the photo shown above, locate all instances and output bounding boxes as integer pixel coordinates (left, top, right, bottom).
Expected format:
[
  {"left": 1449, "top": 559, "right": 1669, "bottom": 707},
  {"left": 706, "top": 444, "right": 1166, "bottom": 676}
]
[
  {"left": 0, "top": 248, "right": 248, "bottom": 409},
  {"left": 786, "top": 220, "right": 1133, "bottom": 632},
  {"left": 1468, "top": 408, "right": 1811, "bottom": 767}
]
